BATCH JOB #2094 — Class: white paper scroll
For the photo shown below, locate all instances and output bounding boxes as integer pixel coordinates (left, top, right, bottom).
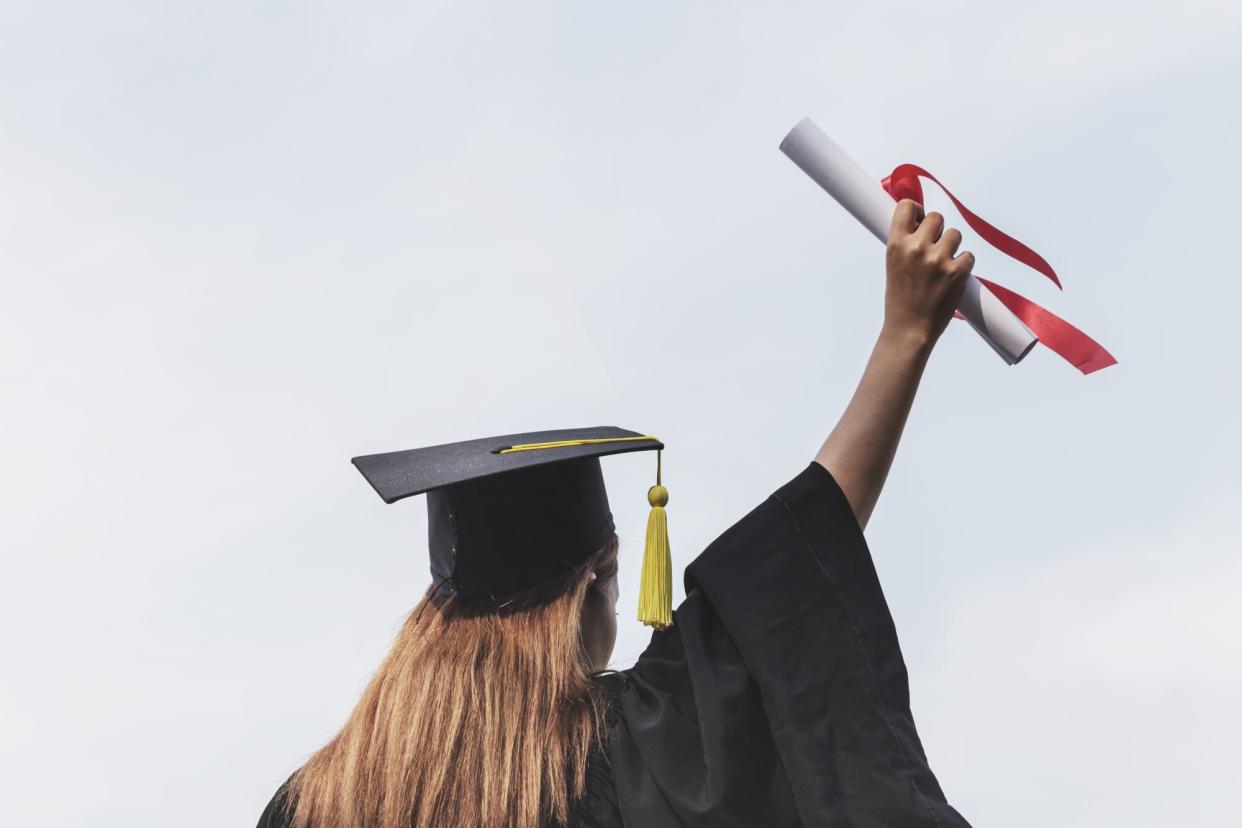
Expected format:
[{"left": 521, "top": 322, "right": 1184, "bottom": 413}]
[{"left": 779, "top": 118, "right": 1038, "bottom": 365}]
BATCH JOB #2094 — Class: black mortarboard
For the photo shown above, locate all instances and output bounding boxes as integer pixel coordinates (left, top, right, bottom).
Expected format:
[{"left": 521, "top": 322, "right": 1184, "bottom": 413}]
[{"left": 352, "top": 426, "right": 674, "bottom": 627}]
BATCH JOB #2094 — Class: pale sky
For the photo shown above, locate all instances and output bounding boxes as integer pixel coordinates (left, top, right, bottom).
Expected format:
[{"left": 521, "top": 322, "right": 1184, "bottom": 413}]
[{"left": 2, "top": 2, "right": 1239, "bottom": 826}]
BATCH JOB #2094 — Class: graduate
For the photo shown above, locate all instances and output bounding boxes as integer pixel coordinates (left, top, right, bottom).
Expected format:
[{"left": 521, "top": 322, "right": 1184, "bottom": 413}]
[{"left": 257, "top": 198, "right": 975, "bottom": 828}]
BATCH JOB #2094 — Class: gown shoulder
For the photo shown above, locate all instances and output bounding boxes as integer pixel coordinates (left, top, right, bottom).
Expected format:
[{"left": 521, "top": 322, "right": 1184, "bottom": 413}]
[
  {"left": 565, "top": 671, "right": 625, "bottom": 828},
  {"left": 255, "top": 780, "right": 294, "bottom": 828}
]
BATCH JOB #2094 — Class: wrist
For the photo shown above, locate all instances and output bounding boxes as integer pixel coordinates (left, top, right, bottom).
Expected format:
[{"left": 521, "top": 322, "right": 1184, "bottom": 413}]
[{"left": 878, "top": 323, "right": 937, "bottom": 359}]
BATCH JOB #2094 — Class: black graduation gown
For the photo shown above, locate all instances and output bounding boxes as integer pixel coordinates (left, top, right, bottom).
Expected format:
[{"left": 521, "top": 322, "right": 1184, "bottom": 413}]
[{"left": 260, "top": 463, "right": 970, "bottom": 827}]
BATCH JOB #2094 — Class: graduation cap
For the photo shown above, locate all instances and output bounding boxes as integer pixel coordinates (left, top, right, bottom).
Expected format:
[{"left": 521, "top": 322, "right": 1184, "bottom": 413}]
[{"left": 352, "top": 426, "right": 674, "bottom": 628}]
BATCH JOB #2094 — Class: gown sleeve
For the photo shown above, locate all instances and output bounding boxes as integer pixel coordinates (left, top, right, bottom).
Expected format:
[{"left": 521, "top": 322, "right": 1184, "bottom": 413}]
[{"left": 607, "top": 462, "right": 972, "bottom": 828}]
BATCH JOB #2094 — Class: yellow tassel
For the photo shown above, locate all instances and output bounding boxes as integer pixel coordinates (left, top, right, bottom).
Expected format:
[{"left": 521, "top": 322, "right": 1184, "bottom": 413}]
[{"left": 637, "top": 451, "right": 673, "bottom": 629}]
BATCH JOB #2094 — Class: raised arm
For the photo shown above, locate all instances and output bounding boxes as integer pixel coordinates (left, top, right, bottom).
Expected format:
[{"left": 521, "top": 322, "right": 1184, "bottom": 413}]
[{"left": 815, "top": 199, "right": 973, "bottom": 530}]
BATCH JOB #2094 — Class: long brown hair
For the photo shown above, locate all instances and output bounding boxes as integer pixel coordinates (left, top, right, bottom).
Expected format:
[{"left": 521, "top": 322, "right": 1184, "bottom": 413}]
[{"left": 286, "top": 537, "right": 619, "bottom": 828}]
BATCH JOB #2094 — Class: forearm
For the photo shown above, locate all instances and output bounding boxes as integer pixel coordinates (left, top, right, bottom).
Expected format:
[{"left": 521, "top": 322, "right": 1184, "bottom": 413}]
[{"left": 814, "top": 325, "right": 933, "bottom": 530}]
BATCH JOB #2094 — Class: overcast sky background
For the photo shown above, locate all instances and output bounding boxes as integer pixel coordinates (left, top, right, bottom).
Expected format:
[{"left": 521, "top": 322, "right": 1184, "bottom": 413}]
[{"left": 2, "top": 2, "right": 1239, "bottom": 825}]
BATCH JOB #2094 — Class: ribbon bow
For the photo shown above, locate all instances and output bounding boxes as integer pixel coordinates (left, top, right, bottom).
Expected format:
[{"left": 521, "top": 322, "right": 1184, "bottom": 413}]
[{"left": 881, "top": 164, "right": 1116, "bottom": 374}]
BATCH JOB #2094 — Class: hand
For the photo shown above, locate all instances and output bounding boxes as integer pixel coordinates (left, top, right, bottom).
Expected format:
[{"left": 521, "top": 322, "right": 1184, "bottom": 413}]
[{"left": 882, "top": 199, "right": 974, "bottom": 350}]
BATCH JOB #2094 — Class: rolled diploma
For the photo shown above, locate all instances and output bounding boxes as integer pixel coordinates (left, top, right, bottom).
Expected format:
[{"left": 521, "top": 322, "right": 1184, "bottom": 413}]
[{"left": 779, "top": 118, "right": 1037, "bottom": 365}]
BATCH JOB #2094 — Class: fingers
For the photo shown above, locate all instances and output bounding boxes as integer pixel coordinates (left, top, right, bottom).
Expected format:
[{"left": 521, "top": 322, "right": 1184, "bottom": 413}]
[
  {"left": 949, "top": 249, "right": 975, "bottom": 276},
  {"left": 888, "top": 199, "right": 924, "bottom": 240},
  {"left": 913, "top": 210, "right": 944, "bottom": 245},
  {"left": 936, "top": 227, "right": 963, "bottom": 258},
  {"left": 925, "top": 219, "right": 971, "bottom": 276},
  {"left": 888, "top": 199, "right": 972, "bottom": 280}
]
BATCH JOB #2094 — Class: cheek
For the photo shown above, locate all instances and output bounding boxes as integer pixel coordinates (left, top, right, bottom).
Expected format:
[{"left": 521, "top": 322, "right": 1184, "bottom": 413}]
[
  {"left": 603, "top": 576, "right": 620, "bottom": 607},
  {"left": 601, "top": 592, "right": 618, "bottom": 654},
  {"left": 581, "top": 586, "right": 619, "bottom": 668},
  {"left": 584, "top": 585, "right": 616, "bottom": 628}
]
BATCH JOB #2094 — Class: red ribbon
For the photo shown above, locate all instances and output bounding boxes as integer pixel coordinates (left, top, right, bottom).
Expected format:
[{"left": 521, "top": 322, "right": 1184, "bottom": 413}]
[{"left": 881, "top": 164, "right": 1116, "bottom": 374}]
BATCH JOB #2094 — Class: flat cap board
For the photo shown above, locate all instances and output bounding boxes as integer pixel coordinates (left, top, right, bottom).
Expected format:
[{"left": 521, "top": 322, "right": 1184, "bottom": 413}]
[{"left": 352, "top": 426, "right": 664, "bottom": 504}]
